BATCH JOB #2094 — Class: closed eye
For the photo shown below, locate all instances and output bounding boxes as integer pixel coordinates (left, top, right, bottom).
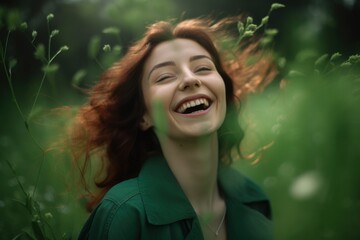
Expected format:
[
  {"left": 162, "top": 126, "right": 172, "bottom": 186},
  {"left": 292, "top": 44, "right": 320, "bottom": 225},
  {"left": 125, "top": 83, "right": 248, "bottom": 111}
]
[
  {"left": 194, "top": 66, "right": 212, "bottom": 73},
  {"left": 156, "top": 74, "right": 174, "bottom": 83}
]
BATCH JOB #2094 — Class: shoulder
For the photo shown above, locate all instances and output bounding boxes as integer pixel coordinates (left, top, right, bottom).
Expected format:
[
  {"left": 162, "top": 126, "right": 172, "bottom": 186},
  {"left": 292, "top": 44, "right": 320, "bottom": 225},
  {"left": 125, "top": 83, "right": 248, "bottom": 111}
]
[
  {"left": 219, "top": 165, "right": 272, "bottom": 219},
  {"left": 104, "top": 178, "right": 141, "bottom": 204},
  {"left": 79, "top": 178, "right": 145, "bottom": 239}
]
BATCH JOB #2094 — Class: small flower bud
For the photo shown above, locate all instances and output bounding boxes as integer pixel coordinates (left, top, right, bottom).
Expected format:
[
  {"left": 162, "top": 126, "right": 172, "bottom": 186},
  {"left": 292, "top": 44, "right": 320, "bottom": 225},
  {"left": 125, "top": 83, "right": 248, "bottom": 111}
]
[
  {"left": 270, "top": 3, "right": 286, "bottom": 12},
  {"left": 103, "top": 44, "right": 111, "bottom": 52},
  {"left": 237, "top": 21, "right": 245, "bottom": 36},
  {"left": 50, "top": 29, "right": 59, "bottom": 38},
  {"left": 44, "top": 212, "right": 53, "bottom": 219},
  {"left": 261, "top": 16, "right": 269, "bottom": 26},
  {"left": 47, "top": 13, "right": 54, "bottom": 21},
  {"left": 237, "top": 21, "right": 244, "bottom": 30},
  {"left": 247, "top": 24, "right": 257, "bottom": 31},
  {"left": 246, "top": 17, "right": 253, "bottom": 25},
  {"left": 243, "top": 31, "right": 254, "bottom": 38},
  {"left": 9, "top": 58, "right": 17, "bottom": 70},
  {"left": 60, "top": 45, "right": 69, "bottom": 51},
  {"left": 20, "top": 22, "right": 28, "bottom": 30},
  {"left": 32, "top": 30, "right": 38, "bottom": 38}
]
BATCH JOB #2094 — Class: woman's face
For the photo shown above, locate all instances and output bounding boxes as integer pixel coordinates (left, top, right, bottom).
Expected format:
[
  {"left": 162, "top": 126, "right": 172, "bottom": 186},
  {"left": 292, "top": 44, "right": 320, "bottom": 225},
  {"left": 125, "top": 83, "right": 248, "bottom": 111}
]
[{"left": 141, "top": 38, "right": 226, "bottom": 140}]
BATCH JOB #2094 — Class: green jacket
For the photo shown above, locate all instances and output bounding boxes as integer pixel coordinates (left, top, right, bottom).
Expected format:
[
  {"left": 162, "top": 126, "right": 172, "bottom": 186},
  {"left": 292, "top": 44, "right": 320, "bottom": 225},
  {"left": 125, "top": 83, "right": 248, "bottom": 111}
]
[{"left": 79, "top": 156, "right": 272, "bottom": 239}]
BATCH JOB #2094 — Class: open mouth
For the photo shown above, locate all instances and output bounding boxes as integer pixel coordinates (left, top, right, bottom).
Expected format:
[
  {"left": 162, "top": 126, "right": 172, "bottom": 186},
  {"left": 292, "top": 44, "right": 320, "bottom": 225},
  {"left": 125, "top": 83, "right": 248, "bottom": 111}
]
[{"left": 175, "top": 97, "right": 212, "bottom": 114}]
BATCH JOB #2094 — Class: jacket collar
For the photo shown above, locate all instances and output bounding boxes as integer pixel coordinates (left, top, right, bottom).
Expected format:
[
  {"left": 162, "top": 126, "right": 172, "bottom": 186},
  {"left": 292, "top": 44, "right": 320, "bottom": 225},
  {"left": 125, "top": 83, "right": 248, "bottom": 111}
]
[
  {"left": 138, "top": 155, "right": 268, "bottom": 226},
  {"left": 218, "top": 163, "right": 268, "bottom": 204},
  {"left": 138, "top": 155, "right": 196, "bottom": 225}
]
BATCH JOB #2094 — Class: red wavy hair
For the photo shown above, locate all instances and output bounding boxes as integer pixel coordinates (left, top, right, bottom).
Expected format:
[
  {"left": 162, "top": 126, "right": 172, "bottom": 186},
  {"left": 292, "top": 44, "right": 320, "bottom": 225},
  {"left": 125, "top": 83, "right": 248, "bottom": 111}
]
[{"left": 70, "top": 17, "right": 277, "bottom": 211}]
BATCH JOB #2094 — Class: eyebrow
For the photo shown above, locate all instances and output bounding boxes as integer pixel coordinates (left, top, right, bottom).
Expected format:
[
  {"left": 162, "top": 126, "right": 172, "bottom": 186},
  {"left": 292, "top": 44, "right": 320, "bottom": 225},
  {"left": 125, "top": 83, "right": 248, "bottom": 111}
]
[
  {"left": 147, "top": 55, "right": 213, "bottom": 79},
  {"left": 189, "top": 55, "right": 213, "bottom": 62},
  {"left": 148, "top": 61, "right": 175, "bottom": 79}
]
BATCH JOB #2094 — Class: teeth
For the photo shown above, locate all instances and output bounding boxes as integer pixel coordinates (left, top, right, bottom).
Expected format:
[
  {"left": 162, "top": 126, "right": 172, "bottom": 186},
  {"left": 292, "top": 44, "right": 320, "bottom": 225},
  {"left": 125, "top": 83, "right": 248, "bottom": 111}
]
[{"left": 177, "top": 98, "right": 210, "bottom": 113}]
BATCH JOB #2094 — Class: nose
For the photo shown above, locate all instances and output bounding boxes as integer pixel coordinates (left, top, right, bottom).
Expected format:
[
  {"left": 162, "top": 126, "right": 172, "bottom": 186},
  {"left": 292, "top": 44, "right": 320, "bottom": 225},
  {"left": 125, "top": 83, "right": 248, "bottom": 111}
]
[{"left": 178, "top": 72, "right": 201, "bottom": 91}]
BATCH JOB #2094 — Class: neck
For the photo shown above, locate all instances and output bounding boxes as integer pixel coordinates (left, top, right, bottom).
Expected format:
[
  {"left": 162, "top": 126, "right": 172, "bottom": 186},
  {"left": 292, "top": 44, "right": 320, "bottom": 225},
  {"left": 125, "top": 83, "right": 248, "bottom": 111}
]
[{"left": 158, "top": 133, "right": 220, "bottom": 213}]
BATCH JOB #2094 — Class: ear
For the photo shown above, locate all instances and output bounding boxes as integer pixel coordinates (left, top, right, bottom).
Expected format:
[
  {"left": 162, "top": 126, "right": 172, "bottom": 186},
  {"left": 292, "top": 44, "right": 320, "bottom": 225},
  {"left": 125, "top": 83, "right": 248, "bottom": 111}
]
[{"left": 140, "top": 114, "right": 152, "bottom": 131}]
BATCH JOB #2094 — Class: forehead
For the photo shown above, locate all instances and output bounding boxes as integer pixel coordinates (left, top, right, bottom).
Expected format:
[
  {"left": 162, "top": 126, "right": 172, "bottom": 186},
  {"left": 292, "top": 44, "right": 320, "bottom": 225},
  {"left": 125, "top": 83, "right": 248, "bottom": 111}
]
[{"left": 144, "top": 39, "right": 211, "bottom": 70}]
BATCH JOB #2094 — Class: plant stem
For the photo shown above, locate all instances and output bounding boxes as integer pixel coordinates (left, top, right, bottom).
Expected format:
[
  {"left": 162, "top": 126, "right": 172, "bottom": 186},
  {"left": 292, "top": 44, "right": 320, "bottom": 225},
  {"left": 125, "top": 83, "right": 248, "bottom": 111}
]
[
  {"left": 32, "top": 152, "right": 45, "bottom": 198},
  {"left": 4, "top": 160, "right": 28, "bottom": 197},
  {"left": 28, "top": 70, "right": 48, "bottom": 120},
  {"left": 1, "top": 30, "right": 27, "bottom": 121}
]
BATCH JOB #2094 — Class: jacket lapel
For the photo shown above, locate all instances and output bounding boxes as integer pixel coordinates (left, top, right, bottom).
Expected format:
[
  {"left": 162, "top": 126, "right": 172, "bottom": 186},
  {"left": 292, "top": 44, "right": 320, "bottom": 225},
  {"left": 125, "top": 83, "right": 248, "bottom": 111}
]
[
  {"left": 219, "top": 165, "right": 273, "bottom": 240},
  {"left": 138, "top": 156, "right": 196, "bottom": 225}
]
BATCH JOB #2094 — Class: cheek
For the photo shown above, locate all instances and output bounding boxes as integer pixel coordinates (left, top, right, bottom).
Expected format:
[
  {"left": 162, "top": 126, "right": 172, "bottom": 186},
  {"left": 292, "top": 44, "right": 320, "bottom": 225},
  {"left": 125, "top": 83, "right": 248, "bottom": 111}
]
[
  {"left": 216, "top": 77, "right": 227, "bottom": 101},
  {"left": 144, "top": 87, "right": 173, "bottom": 129},
  {"left": 218, "top": 79, "right": 227, "bottom": 119},
  {"left": 142, "top": 91, "right": 152, "bottom": 118}
]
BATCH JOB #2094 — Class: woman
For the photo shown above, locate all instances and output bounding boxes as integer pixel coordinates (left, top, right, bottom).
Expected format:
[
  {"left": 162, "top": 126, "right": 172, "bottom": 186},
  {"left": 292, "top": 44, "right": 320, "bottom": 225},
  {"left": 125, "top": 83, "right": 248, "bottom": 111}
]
[{"left": 74, "top": 17, "right": 276, "bottom": 240}]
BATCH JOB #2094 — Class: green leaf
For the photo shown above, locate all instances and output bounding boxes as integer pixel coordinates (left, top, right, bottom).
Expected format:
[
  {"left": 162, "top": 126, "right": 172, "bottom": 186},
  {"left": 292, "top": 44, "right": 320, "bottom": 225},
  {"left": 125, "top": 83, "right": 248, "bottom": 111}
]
[
  {"left": 102, "top": 26, "right": 120, "bottom": 35},
  {"left": 348, "top": 54, "right": 360, "bottom": 64},
  {"left": 340, "top": 62, "right": 352, "bottom": 68},
  {"left": 42, "top": 63, "right": 59, "bottom": 73},
  {"left": 277, "top": 57, "right": 287, "bottom": 68},
  {"left": 28, "top": 106, "right": 43, "bottom": 120},
  {"left": 34, "top": 44, "right": 45, "bottom": 61},
  {"left": 270, "top": 3, "right": 286, "bottom": 12},
  {"left": 315, "top": 54, "right": 329, "bottom": 68},
  {"left": 12, "top": 231, "right": 36, "bottom": 240},
  {"left": 330, "top": 52, "right": 342, "bottom": 63},
  {"left": 72, "top": 69, "right": 87, "bottom": 86},
  {"left": 265, "top": 28, "right": 278, "bottom": 36},
  {"left": 12, "top": 198, "right": 27, "bottom": 208},
  {"left": 31, "top": 219, "right": 45, "bottom": 240},
  {"left": 112, "top": 45, "right": 122, "bottom": 54},
  {"left": 260, "top": 37, "right": 272, "bottom": 47},
  {"left": 88, "top": 35, "right": 101, "bottom": 59},
  {"left": 289, "top": 70, "right": 305, "bottom": 78},
  {"left": 9, "top": 58, "right": 17, "bottom": 72}
]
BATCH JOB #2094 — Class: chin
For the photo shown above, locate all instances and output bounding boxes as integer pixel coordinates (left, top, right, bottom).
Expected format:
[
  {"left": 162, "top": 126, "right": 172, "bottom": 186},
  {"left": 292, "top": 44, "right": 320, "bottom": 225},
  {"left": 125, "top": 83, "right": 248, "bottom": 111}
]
[{"left": 179, "top": 123, "right": 222, "bottom": 138}]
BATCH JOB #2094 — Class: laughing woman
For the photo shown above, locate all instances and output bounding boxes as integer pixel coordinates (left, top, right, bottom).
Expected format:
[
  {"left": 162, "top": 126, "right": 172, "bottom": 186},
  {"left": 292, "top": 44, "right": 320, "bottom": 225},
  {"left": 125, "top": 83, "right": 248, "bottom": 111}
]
[{"left": 74, "top": 17, "right": 276, "bottom": 240}]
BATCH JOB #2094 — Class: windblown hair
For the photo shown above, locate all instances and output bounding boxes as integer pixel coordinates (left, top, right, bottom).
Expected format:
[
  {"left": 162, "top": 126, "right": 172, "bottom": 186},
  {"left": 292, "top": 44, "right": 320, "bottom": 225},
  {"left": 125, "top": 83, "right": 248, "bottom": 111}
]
[{"left": 70, "top": 17, "right": 277, "bottom": 211}]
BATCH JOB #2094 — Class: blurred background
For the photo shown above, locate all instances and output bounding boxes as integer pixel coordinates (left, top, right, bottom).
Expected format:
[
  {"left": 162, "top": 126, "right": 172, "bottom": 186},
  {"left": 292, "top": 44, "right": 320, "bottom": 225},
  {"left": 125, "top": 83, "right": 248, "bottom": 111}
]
[{"left": 0, "top": 0, "right": 359, "bottom": 239}]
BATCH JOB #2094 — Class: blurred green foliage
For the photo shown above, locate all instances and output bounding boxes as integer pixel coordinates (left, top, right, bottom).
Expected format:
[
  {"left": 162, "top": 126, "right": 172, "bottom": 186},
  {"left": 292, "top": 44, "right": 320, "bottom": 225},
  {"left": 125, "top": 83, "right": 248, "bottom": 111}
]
[
  {"left": 1, "top": 0, "right": 359, "bottom": 239},
  {"left": 239, "top": 52, "right": 360, "bottom": 239}
]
